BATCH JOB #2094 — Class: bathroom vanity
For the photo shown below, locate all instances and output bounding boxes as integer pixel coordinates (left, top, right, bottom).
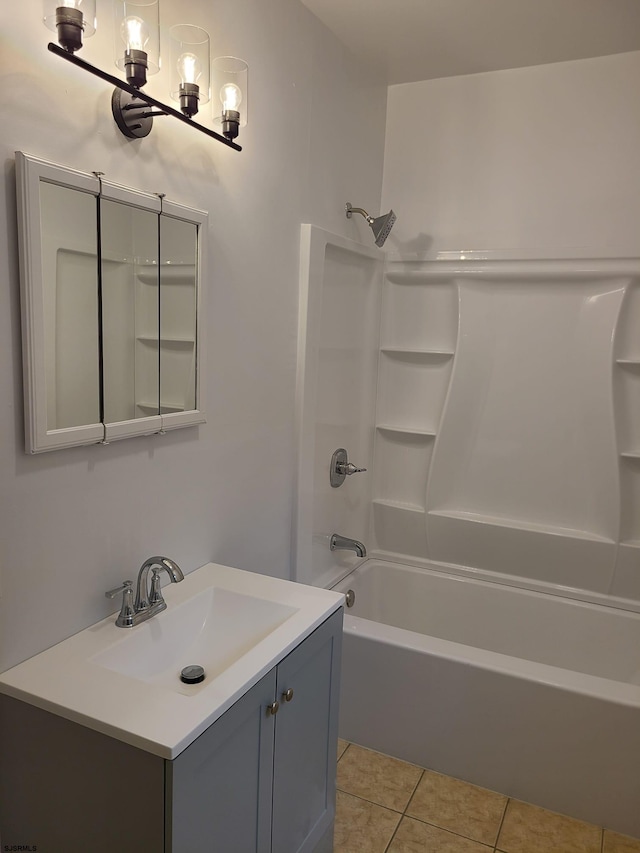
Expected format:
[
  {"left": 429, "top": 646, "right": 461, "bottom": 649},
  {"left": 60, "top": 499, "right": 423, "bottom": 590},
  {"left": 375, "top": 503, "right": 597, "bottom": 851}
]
[{"left": 0, "top": 563, "right": 343, "bottom": 852}]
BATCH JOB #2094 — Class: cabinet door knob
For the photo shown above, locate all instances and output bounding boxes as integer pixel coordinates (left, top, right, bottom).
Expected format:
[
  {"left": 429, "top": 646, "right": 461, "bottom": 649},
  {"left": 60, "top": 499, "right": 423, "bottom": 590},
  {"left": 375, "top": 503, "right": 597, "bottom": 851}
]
[
  {"left": 282, "top": 688, "right": 294, "bottom": 703},
  {"left": 267, "top": 701, "right": 280, "bottom": 716}
]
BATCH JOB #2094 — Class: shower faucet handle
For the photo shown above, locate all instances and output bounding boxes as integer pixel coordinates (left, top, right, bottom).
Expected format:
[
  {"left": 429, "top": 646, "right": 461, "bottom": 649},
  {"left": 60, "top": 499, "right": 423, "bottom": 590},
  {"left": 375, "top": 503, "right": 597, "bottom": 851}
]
[
  {"left": 330, "top": 448, "right": 367, "bottom": 488},
  {"left": 337, "top": 461, "right": 366, "bottom": 476}
]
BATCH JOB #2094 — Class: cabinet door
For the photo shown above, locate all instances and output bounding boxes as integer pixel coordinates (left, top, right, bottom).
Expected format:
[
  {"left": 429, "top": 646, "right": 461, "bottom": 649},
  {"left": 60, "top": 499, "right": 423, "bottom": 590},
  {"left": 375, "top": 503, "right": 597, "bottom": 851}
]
[
  {"left": 272, "top": 608, "right": 343, "bottom": 853},
  {"left": 166, "top": 668, "right": 277, "bottom": 853}
]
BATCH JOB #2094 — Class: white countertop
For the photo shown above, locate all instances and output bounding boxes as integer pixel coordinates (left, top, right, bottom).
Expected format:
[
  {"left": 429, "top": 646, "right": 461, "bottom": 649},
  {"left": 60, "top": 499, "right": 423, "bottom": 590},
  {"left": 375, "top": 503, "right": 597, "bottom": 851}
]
[{"left": 0, "top": 563, "right": 343, "bottom": 759}]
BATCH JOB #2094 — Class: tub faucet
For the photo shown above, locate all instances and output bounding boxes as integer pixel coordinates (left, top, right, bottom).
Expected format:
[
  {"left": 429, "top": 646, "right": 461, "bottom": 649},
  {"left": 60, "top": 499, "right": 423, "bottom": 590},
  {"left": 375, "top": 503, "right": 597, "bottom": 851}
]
[
  {"left": 105, "top": 555, "right": 185, "bottom": 628},
  {"left": 330, "top": 534, "right": 366, "bottom": 558}
]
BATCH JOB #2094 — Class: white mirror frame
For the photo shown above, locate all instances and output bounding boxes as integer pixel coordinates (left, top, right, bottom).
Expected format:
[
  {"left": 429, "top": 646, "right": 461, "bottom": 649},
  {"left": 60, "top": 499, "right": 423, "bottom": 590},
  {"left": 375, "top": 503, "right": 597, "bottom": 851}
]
[{"left": 16, "top": 151, "right": 207, "bottom": 453}]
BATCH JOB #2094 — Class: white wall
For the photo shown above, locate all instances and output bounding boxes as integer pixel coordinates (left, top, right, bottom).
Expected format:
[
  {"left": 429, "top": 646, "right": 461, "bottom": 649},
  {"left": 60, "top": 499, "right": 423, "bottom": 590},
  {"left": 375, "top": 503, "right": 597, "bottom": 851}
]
[
  {"left": 0, "top": 0, "right": 386, "bottom": 671},
  {"left": 381, "top": 51, "right": 640, "bottom": 257}
]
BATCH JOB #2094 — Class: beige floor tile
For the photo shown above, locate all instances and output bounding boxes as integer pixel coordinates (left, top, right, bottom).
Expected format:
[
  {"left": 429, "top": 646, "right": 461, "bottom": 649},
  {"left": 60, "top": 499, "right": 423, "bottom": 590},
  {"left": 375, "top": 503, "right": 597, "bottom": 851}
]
[
  {"left": 334, "top": 790, "right": 401, "bottom": 853},
  {"left": 406, "top": 769, "right": 507, "bottom": 846},
  {"left": 337, "top": 744, "right": 423, "bottom": 812},
  {"left": 388, "top": 816, "right": 493, "bottom": 852},
  {"left": 604, "top": 829, "right": 640, "bottom": 852},
  {"left": 497, "top": 800, "right": 602, "bottom": 853},
  {"left": 337, "top": 738, "right": 350, "bottom": 760}
]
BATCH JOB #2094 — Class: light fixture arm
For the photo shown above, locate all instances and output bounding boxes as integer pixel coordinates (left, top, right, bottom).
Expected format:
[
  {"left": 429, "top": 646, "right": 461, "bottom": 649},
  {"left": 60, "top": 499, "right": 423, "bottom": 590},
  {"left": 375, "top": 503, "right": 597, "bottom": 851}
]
[{"left": 47, "top": 42, "right": 242, "bottom": 151}]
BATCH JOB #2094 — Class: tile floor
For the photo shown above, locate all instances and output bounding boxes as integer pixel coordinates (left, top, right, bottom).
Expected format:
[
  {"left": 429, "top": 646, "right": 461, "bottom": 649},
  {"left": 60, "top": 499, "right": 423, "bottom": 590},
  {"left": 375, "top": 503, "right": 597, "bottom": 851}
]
[{"left": 334, "top": 740, "right": 640, "bottom": 853}]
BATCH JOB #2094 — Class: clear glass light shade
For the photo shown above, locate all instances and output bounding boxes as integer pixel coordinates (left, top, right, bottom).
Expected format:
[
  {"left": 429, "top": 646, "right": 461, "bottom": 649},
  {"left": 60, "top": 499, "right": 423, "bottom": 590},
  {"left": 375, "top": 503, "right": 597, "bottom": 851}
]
[
  {"left": 170, "top": 25, "right": 210, "bottom": 105},
  {"left": 43, "top": 0, "right": 96, "bottom": 38},
  {"left": 212, "top": 56, "right": 248, "bottom": 128},
  {"left": 114, "top": 0, "right": 160, "bottom": 74}
]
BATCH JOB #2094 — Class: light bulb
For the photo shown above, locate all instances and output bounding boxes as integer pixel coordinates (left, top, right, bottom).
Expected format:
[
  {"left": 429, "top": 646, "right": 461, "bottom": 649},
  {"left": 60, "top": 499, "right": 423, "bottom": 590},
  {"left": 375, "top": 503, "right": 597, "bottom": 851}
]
[
  {"left": 177, "top": 52, "right": 201, "bottom": 86},
  {"left": 121, "top": 15, "right": 149, "bottom": 51},
  {"left": 220, "top": 83, "right": 242, "bottom": 112}
]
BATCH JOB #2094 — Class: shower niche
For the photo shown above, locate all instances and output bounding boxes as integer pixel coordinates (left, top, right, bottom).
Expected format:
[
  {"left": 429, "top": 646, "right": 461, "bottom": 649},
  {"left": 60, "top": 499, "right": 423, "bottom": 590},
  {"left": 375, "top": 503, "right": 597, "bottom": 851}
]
[{"left": 16, "top": 152, "right": 206, "bottom": 453}]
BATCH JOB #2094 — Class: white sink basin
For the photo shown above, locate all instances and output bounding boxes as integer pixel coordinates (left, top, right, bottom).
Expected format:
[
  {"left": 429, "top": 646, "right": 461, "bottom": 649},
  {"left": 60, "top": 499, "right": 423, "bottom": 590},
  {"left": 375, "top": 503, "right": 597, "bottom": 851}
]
[
  {"left": 0, "top": 562, "right": 343, "bottom": 758},
  {"left": 91, "top": 587, "right": 297, "bottom": 693}
]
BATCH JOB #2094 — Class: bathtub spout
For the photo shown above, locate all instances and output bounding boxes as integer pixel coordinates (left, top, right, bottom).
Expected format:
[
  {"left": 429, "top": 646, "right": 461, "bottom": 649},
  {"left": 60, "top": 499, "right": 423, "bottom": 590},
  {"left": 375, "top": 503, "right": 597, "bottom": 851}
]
[{"left": 330, "top": 533, "right": 366, "bottom": 558}]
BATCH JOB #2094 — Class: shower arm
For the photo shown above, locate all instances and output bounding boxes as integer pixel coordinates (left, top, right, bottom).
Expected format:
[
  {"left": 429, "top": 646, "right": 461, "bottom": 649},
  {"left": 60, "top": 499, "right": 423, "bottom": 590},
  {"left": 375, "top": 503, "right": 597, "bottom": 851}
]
[{"left": 345, "top": 203, "right": 374, "bottom": 225}]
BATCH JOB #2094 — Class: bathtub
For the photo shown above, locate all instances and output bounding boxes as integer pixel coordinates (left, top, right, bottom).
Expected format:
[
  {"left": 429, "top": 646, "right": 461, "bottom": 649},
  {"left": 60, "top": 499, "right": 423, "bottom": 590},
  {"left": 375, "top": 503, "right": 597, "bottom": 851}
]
[{"left": 333, "top": 558, "right": 640, "bottom": 837}]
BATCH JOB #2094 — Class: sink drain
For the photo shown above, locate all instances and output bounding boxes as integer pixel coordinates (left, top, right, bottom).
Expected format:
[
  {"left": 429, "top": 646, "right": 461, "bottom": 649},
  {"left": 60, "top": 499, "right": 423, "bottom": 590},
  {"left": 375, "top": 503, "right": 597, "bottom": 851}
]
[{"left": 180, "top": 665, "right": 205, "bottom": 684}]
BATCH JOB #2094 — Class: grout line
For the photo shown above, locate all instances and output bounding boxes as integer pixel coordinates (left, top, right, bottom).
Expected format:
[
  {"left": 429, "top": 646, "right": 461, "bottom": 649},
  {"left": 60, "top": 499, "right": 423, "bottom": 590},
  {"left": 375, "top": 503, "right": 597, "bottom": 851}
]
[
  {"left": 382, "top": 813, "right": 403, "bottom": 853},
  {"left": 401, "top": 813, "right": 498, "bottom": 848},
  {"left": 493, "top": 796, "right": 510, "bottom": 850},
  {"left": 403, "top": 768, "right": 424, "bottom": 815},
  {"left": 337, "top": 742, "right": 351, "bottom": 762},
  {"left": 336, "top": 787, "right": 405, "bottom": 815}
]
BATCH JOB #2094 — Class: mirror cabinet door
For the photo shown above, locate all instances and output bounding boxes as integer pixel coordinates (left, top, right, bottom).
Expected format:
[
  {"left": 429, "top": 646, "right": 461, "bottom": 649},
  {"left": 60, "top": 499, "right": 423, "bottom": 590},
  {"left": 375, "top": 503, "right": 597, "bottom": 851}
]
[
  {"left": 40, "top": 181, "right": 101, "bottom": 431},
  {"left": 160, "top": 215, "right": 198, "bottom": 416},
  {"left": 101, "top": 199, "right": 161, "bottom": 423}
]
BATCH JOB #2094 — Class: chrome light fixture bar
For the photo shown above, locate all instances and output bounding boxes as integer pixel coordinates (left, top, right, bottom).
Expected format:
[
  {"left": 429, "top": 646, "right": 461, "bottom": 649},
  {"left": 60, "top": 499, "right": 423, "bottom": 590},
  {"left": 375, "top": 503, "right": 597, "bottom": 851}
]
[{"left": 47, "top": 43, "right": 242, "bottom": 150}]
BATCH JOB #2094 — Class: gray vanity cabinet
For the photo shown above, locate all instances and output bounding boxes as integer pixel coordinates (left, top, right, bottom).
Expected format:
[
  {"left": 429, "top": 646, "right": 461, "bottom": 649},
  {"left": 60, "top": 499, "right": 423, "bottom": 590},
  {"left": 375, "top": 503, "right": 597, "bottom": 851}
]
[
  {"left": 167, "top": 669, "right": 276, "bottom": 851},
  {"left": 166, "top": 607, "right": 343, "bottom": 852},
  {"left": 0, "top": 609, "right": 342, "bottom": 853},
  {"left": 272, "top": 610, "right": 342, "bottom": 853}
]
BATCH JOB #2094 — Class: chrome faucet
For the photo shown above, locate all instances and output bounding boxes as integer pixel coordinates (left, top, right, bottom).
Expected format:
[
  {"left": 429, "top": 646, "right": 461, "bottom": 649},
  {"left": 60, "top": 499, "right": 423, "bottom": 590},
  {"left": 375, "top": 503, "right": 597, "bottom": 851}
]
[
  {"left": 105, "top": 556, "right": 185, "bottom": 628},
  {"left": 330, "top": 534, "right": 366, "bottom": 558}
]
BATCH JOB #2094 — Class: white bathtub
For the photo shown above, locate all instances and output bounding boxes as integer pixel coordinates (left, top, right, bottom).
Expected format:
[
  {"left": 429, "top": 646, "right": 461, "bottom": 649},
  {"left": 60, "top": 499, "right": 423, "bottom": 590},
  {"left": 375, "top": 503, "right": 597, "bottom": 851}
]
[{"left": 333, "top": 559, "right": 640, "bottom": 837}]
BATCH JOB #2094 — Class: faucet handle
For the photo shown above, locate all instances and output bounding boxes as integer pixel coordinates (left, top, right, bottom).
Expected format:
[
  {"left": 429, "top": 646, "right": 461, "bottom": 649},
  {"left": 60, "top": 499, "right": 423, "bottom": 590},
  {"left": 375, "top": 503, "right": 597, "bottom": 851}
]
[
  {"left": 149, "top": 569, "right": 165, "bottom": 606},
  {"left": 105, "top": 580, "right": 134, "bottom": 599},
  {"left": 330, "top": 448, "right": 367, "bottom": 488},
  {"left": 337, "top": 462, "right": 366, "bottom": 476},
  {"left": 105, "top": 580, "right": 136, "bottom": 628}
]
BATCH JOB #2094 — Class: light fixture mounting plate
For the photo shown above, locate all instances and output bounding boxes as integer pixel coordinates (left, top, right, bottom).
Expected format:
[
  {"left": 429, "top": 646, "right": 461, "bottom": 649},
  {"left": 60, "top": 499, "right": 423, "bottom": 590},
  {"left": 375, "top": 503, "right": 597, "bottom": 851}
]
[{"left": 111, "top": 88, "right": 153, "bottom": 139}]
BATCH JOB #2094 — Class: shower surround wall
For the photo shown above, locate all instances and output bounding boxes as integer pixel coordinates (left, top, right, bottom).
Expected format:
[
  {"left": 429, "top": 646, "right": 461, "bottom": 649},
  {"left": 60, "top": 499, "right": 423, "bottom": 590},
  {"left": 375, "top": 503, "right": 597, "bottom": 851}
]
[
  {"left": 373, "top": 49, "right": 640, "bottom": 603},
  {"left": 372, "top": 258, "right": 640, "bottom": 603},
  {"left": 295, "top": 226, "right": 382, "bottom": 590}
]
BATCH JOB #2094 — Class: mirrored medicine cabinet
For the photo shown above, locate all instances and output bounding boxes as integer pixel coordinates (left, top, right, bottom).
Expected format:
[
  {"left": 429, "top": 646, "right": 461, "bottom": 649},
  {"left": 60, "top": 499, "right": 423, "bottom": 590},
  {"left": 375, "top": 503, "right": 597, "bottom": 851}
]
[{"left": 16, "top": 151, "right": 207, "bottom": 453}]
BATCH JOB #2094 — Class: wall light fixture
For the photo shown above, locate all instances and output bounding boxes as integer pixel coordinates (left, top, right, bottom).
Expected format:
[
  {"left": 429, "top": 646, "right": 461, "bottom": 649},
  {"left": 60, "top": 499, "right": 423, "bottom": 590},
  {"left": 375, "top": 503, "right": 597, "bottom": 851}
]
[{"left": 43, "top": 0, "right": 246, "bottom": 151}]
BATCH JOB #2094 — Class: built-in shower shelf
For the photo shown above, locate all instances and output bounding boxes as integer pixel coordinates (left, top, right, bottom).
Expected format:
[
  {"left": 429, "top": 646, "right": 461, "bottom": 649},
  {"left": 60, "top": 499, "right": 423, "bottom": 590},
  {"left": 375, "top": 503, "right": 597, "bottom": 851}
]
[
  {"left": 616, "top": 359, "right": 640, "bottom": 366},
  {"left": 372, "top": 500, "right": 428, "bottom": 558},
  {"left": 427, "top": 510, "right": 615, "bottom": 543},
  {"left": 385, "top": 271, "right": 457, "bottom": 286},
  {"left": 620, "top": 451, "right": 640, "bottom": 459},
  {"left": 376, "top": 424, "right": 436, "bottom": 438},
  {"left": 380, "top": 348, "right": 454, "bottom": 359},
  {"left": 373, "top": 499, "right": 426, "bottom": 514}
]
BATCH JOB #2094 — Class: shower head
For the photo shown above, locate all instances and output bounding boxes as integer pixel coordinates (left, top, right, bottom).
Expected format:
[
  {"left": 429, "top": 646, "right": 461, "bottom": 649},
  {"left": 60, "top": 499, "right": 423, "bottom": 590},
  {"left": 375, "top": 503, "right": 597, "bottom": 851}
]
[
  {"left": 345, "top": 202, "right": 397, "bottom": 247},
  {"left": 370, "top": 210, "right": 397, "bottom": 247}
]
